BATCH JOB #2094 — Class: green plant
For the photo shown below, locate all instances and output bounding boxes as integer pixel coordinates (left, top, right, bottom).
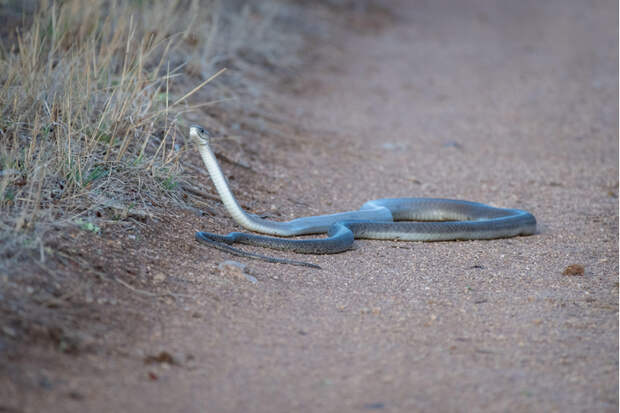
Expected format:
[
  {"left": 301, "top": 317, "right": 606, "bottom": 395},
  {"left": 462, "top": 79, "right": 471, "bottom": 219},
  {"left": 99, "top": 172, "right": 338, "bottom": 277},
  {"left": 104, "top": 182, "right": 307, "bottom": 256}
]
[{"left": 75, "top": 218, "right": 101, "bottom": 234}]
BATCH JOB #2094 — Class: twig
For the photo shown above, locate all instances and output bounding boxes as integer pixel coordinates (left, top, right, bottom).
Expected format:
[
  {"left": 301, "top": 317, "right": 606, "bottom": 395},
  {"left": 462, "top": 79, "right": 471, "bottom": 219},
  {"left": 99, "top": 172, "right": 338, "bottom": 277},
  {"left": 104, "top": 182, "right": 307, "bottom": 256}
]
[
  {"left": 180, "top": 182, "right": 221, "bottom": 201},
  {"left": 53, "top": 250, "right": 191, "bottom": 300},
  {"left": 172, "top": 67, "right": 227, "bottom": 106},
  {"left": 112, "top": 276, "right": 191, "bottom": 300},
  {"left": 180, "top": 181, "right": 255, "bottom": 210},
  {"left": 216, "top": 152, "right": 253, "bottom": 171}
]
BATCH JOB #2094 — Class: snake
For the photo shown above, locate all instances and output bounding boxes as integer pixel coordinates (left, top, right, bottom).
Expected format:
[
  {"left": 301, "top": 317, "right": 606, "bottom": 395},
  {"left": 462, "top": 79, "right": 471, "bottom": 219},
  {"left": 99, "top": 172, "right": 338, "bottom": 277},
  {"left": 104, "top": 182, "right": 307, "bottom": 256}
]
[{"left": 189, "top": 125, "right": 537, "bottom": 268}]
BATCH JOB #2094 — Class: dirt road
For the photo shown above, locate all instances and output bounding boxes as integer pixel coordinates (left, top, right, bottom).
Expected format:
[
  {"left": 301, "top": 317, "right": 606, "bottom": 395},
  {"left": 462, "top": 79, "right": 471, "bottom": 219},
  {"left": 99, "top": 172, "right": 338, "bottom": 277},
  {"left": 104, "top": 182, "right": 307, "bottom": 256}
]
[{"left": 11, "top": 1, "right": 618, "bottom": 411}]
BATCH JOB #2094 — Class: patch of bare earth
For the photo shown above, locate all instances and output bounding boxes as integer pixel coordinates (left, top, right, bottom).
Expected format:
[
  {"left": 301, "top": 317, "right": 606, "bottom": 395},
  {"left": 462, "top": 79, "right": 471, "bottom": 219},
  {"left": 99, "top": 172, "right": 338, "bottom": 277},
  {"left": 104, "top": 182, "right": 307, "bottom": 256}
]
[{"left": 2, "top": 1, "right": 618, "bottom": 412}]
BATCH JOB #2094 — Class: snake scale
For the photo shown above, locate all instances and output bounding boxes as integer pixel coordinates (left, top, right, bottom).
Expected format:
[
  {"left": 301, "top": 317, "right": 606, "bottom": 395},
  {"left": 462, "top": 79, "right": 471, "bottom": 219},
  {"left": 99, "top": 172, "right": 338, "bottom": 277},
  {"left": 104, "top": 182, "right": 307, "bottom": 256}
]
[{"left": 190, "top": 125, "right": 536, "bottom": 268}]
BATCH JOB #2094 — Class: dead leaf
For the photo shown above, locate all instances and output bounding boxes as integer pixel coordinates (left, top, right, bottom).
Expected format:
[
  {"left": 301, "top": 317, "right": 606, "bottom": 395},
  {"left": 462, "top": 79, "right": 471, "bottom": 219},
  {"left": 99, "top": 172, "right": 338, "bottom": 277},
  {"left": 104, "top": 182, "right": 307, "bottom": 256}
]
[
  {"left": 144, "top": 351, "right": 175, "bottom": 365},
  {"left": 563, "top": 264, "right": 585, "bottom": 276}
]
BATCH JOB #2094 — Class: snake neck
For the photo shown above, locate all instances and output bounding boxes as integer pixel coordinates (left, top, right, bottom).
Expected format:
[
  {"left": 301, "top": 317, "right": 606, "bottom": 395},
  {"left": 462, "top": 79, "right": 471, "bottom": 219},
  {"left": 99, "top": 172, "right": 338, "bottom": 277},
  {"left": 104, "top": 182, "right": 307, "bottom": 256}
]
[
  {"left": 197, "top": 143, "right": 260, "bottom": 231},
  {"left": 195, "top": 140, "right": 394, "bottom": 237}
]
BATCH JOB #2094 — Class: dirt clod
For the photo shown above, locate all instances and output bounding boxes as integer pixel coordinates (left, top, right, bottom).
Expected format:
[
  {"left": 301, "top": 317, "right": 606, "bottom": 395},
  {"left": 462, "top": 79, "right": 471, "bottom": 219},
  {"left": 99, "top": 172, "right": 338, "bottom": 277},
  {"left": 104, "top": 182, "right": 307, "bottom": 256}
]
[
  {"left": 218, "top": 260, "right": 258, "bottom": 284},
  {"left": 563, "top": 264, "right": 585, "bottom": 276},
  {"left": 67, "top": 391, "right": 85, "bottom": 401},
  {"left": 144, "top": 351, "right": 176, "bottom": 365}
]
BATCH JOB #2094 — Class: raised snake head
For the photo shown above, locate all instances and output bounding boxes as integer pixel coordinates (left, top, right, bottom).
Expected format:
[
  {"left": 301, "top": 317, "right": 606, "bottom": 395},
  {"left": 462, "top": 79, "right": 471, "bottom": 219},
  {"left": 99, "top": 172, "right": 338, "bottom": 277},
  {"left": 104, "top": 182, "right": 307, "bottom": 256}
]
[{"left": 189, "top": 124, "right": 211, "bottom": 146}]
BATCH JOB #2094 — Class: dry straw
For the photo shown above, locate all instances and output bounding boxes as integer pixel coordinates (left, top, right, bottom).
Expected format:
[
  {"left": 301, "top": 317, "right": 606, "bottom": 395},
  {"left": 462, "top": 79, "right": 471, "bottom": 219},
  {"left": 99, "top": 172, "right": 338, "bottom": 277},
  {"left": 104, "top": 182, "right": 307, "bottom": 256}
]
[
  {"left": 0, "top": 0, "right": 226, "bottom": 235},
  {"left": 0, "top": 0, "right": 302, "bottom": 267}
]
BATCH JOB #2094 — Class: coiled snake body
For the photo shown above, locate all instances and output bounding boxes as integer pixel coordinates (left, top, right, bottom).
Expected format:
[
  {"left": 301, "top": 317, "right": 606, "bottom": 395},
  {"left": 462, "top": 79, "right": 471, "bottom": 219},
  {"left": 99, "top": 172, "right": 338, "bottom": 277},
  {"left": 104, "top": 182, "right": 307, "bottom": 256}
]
[{"left": 190, "top": 125, "right": 536, "bottom": 268}]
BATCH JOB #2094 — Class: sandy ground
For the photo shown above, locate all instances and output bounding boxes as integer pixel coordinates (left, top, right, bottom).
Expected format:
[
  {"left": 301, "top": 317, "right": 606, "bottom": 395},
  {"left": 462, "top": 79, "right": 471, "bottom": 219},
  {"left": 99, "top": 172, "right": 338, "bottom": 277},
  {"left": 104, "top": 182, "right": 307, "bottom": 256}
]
[{"left": 4, "top": 0, "right": 618, "bottom": 412}]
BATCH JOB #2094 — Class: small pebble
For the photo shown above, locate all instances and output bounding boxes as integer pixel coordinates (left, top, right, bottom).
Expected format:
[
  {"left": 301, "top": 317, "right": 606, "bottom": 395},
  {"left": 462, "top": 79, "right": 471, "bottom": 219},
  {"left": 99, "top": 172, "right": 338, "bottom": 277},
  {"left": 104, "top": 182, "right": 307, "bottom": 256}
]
[
  {"left": 363, "top": 402, "right": 385, "bottom": 409},
  {"left": 2, "top": 326, "right": 17, "bottom": 337},
  {"left": 152, "top": 273, "right": 166, "bottom": 284},
  {"left": 218, "top": 260, "right": 258, "bottom": 284},
  {"left": 67, "top": 391, "right": 85, "bottom": 400}
]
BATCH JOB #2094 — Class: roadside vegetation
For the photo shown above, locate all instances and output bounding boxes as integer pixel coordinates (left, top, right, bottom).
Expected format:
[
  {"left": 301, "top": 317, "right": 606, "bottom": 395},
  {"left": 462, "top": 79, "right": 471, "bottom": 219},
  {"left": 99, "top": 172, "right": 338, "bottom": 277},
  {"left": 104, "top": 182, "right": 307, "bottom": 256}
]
[
  {"left": 0, "top": 0, "right": 307, "bottom": 354},
  {"left": 0, "top": 0, "right": 302, "bottom": 265}
]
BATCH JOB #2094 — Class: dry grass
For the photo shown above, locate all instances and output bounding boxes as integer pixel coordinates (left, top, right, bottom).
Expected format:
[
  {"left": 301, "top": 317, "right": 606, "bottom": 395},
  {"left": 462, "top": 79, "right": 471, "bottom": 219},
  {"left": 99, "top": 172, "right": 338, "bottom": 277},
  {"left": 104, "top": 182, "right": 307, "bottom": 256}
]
[
  {"left": 0, "top": 0, "right": 309, "bottom": 356},
  {"left": 0, "top": 0, "right": 303, "bottom": 266}
]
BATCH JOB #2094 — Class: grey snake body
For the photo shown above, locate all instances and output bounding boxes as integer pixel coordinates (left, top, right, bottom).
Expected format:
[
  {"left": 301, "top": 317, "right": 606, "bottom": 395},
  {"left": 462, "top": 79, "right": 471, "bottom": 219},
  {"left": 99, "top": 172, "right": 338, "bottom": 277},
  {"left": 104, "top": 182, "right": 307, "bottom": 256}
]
[{"left": 190, "top": 125, "right": 536, "bottom": 267}]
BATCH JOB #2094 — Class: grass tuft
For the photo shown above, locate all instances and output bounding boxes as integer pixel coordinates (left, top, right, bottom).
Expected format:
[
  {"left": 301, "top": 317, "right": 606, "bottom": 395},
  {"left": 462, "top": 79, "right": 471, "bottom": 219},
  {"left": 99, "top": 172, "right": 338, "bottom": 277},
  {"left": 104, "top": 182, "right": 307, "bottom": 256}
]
[
  {"left": 0, "top": 0, "right": 283, "bottom": 247},
  {"left": 0, "top": 0, "right": 307, "bottom": 346},
  {"left": 0, "top": 0, "right": 196, "bottom": 232},
  {"left": 0, "top": 0, "right": 305, "bottom": 269}
]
